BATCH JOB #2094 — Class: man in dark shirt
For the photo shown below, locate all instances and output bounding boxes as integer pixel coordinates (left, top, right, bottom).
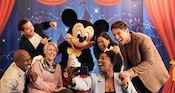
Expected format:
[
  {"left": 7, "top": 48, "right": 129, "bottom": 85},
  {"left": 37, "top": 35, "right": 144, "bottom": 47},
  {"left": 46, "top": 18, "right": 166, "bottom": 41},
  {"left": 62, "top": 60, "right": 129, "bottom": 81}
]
[{"left": 17, "top": 18, "right": 57, "bottom": 58}]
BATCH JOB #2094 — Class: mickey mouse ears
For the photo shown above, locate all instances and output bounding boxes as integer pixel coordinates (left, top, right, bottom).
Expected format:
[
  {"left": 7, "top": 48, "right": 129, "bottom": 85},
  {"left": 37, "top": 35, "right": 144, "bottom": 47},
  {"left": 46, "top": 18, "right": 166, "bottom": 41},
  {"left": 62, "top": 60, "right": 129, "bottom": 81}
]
[
  {"left": 61, "top": 8, "right": 109, "bottom": 36},
  {"left": 61, "top": 9, "right": 77, "bottom": 27},
  {"left": 94, "top": 19, "right": 109, "bottom": 36}
]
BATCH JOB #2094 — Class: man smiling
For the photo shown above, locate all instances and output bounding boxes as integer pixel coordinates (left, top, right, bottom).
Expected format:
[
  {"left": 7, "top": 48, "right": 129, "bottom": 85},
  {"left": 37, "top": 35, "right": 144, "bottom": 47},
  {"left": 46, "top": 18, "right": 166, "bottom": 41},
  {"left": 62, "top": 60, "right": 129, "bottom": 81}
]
[{"left": 111, "top": 20, "right": 169, "bottom": 93}]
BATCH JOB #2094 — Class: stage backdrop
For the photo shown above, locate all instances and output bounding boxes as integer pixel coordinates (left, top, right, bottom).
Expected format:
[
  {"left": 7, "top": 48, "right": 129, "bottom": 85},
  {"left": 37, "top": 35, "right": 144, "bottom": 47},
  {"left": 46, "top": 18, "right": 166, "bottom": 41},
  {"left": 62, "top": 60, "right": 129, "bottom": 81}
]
[{"left": 0, "top": 0, "right": 172, "bottom": 92}]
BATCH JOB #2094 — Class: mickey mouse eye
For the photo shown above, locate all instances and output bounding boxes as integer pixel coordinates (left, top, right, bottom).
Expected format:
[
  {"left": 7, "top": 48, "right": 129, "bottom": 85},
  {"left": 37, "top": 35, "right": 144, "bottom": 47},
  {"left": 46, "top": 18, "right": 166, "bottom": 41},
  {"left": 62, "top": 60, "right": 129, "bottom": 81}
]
[
  {"left": 76, "top": 30, "right": 81, "bottom": 38},
  {"left": 84, "top": 32, "right": 89, "bottom": 40}
]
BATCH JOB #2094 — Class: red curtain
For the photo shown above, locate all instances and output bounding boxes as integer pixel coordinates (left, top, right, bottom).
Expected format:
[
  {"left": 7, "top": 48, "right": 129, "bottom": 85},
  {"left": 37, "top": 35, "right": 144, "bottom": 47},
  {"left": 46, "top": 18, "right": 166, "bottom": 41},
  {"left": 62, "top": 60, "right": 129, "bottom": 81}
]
[
  {"left": 0, "top": 0, "right": 15, "bottom": 35},
  {"left": 145, "top": 0, "right": 175, "bottom": 93}
]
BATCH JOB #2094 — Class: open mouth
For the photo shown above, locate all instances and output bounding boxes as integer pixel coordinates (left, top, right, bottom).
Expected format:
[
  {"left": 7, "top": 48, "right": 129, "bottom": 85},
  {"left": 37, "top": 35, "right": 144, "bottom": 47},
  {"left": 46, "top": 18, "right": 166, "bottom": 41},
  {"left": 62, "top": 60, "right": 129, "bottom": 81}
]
[
  {"left": 27, "top": 65, "right": 31, "bottom": 69},
  {"left": 118, "top": 38, "right": 122, "bottom": 42},
  {"left": 74, "top": 45, "right": 82, "bottom": 50},
  {"left": 98, "top": 63, "right": 103, "bottom": 67},
  {"left": 100, "top": 45, "right": 105, "bottom": 50}
]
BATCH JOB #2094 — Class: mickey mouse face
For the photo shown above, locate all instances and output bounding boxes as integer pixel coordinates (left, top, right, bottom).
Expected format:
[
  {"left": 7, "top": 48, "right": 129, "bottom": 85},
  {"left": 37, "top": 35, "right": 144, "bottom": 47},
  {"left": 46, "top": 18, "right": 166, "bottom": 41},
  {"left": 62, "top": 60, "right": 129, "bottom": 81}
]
[
  {"left": 62, "top": 9, "right": 109, "bottom": 51},
  {"left": 73, "top": 22, "right": 94, "bottom": 41},
  {"left": 66, "top": 22, "right": 95, "bottom": 51}
]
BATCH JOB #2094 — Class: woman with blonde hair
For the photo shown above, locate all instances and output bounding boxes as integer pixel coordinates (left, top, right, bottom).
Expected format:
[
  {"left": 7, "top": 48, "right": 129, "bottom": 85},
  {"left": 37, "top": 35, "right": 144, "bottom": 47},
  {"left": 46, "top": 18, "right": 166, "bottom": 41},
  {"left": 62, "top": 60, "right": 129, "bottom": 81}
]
[{"left": 28, "top": 42, "right": 72, "bottom": 93}]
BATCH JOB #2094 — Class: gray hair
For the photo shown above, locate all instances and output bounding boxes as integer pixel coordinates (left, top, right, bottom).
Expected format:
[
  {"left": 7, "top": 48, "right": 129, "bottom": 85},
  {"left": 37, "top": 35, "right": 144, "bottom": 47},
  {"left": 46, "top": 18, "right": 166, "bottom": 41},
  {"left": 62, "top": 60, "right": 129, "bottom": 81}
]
[{"left": 43, "top": 42, "right": 58, "bottom": 54}]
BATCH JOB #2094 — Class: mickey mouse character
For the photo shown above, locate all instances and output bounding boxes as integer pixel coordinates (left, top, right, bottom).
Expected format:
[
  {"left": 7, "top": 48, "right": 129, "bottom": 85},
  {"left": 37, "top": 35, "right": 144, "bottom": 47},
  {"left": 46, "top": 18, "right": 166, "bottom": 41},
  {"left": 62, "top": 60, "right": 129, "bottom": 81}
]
[{"left": 58, "top": 9, "right": 108, "bottom": 93}]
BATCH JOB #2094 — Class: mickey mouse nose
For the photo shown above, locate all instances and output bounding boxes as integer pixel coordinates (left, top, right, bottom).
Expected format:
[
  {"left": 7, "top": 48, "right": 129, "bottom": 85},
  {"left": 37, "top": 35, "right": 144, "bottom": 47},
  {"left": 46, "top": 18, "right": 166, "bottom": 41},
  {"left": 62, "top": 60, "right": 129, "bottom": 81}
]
[{"left": 79, "top": 37, "right": 86, "bottom": 43}]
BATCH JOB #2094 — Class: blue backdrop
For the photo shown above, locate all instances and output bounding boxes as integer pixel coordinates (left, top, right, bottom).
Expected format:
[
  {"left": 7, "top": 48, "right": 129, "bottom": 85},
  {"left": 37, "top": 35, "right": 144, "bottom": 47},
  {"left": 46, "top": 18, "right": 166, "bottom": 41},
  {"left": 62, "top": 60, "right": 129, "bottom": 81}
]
[{"left": 0, "top": 0, "right": 169, "bottom": 80}]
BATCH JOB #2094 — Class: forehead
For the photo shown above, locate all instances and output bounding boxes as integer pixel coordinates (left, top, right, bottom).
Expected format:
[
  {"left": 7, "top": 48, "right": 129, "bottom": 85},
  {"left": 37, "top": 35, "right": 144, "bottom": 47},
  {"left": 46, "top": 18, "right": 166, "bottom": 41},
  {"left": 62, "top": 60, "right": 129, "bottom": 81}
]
[
  {"left": 20, "top": 53, "right": 31, "bottom": 61},
  {"left": 23, "top": 21, "right": 32, "bottom": 28},
  {"left": 97, "top": 36, "right": 107, "bottom": 41},
  {"left": 45, "top": 44, "right": 56, "bottom": 50},
  {"left": 99, "top": 53, "right": 109, "bottom": 58},
  {"left": 112, "top": 28, "right": 121, "bottom": 33},
  {"left": 73, "top": 23, "right": 94, "bottom": 35}
]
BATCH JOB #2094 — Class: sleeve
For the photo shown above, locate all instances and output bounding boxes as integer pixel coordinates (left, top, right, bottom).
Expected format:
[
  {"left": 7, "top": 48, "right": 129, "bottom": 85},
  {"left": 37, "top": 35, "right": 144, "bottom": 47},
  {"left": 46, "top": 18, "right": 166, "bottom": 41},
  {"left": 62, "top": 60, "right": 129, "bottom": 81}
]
[
  {"left": 0, "top": 78, "right": 17, "bottom": 93},
  {"left": 34, "top": 22, "right": 51, "bottom": 31},
  {"left": 81, "top": 49, "right": 94, "bottom": 71},
  {"left": 56, "top": 64, "right": 63, "bottom": 87},
  {"left": 33, "top": 21, "right": 51, "bottom": 39},
  {"left": 31, "top": 61, "right": 53, "bottom": 92},
  {"left": 125, "top": 78, "right": 137, "bottom": 93},
  {"left": 93, "top": 43, "right": 101, "bottom": 59},
  {"left": 127, "top": 35, "right": 155, "bottom": 78},
  {"left": 70, "top": 76, "right": 92, "bottom": 91},
  {"left": 35, "top": 43, "right": 45, "bottom": 56},
  {"left": 33, "top": 22, "right": 52, "bottom": 57}
]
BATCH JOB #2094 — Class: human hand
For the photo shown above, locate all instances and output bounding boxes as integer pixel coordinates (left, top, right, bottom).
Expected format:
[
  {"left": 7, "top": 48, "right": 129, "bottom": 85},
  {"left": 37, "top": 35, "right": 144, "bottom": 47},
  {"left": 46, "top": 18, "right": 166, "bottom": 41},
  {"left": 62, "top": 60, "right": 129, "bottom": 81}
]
[
  {"left": 112, "top": 46, "right": 120, "bottom": 54},
  {"left": 54, "top": 87, "right": 66, "bottom": 92},
  {"left": 67, "top": 67, "right": 79, "bottom": 85},
  {"left": 67, "top": 53, "right": 81, "bottom": 67},
  {"left": 26, "top": 71, "right": 38, "bottom": 81},
  {"left": 67, "top": 67, "right": 79, "bottom": 78},
  {"left": 40, "top": 37, "right": 51, "bottom": 45},
  {"left": 49, "top": 21, "right": 57, "bottom": 30},
  {"left": 119, "top": 71, "right": 130, "bottom": 88}
]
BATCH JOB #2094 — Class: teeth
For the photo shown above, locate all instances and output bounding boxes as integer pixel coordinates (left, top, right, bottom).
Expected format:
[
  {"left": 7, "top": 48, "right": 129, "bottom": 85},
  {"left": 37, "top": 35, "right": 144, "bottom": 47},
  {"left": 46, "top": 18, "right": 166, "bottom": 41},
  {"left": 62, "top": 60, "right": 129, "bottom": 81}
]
[
  {"left": 98, "top": 63, "right": 103, "bottom": 66},
  {"left": 118, "top": 38, "right": 122, "bottom": 42},
  {"left": 27, "top": 65, "right": 31, "bottom": 69},
  {"left": 100, "top": 45, "right": 105, "bottom": 49}
]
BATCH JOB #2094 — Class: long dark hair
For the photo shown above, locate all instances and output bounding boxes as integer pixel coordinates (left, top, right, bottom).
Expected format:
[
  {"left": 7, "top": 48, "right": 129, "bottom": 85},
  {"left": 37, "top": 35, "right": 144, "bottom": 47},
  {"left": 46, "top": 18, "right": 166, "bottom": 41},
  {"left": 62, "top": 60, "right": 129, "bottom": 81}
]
[{"left": 93, "top": 31, "right": 117, "bottom": 59}]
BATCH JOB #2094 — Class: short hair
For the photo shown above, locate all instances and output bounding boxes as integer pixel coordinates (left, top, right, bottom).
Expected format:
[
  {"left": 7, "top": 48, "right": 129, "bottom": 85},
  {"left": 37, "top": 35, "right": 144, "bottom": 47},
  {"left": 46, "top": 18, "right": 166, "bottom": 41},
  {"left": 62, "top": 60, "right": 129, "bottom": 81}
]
[
  {"left": 99, "top": 50, "right": 123, "bottom": 72},
  {"left": 14, "top": 49, "right": 29, "bottom": 63},
  {"left": 111, "top": 20, "right": 127, "bottom": 31},
  {"left": 43, "top": 42, "right": 59, "bottom": 54},
  {"left": 17, "top": 18, "right": 30, "bottom": 31}
]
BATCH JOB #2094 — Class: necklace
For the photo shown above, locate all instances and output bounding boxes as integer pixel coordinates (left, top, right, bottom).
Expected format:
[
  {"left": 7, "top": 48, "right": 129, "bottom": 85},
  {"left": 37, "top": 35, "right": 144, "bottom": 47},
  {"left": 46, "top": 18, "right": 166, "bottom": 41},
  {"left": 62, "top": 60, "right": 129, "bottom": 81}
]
[{"left": 41, "top": 58, "right": 57, "bottom": 73}]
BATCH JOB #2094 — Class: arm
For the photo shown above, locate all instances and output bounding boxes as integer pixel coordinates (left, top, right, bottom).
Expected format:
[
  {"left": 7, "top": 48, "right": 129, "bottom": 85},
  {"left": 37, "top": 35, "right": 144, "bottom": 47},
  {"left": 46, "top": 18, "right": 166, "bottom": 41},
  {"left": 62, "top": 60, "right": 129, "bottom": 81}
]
[
  {"left": 81, "top": 49, "right": 94, "bottom": 71},
  {"left": 69, "top": 76, "right": 92, "bottom": 91},
  {"left": 0, "top": 78, "right": 18, "bottom": 93},
  {"left": 119, "top": 35, "right": 155, "bottom": 88},
  {"left": 53, "top": 64, "right": 67, "bottom": 92},
  {"left": 56, "top": 64, "right": 63, "bottom": 87},
  {"left": 127, "top": 35, "right": 155, "bottom": 78},
  {"left": 34, "top": 21, "right": 56, "bottom": 31},
  {"left": 125, "top": 78, "right": 137, "bottom": 93},
  {"left": 31, "top": 61, "right": 53, "bottom": 92}
]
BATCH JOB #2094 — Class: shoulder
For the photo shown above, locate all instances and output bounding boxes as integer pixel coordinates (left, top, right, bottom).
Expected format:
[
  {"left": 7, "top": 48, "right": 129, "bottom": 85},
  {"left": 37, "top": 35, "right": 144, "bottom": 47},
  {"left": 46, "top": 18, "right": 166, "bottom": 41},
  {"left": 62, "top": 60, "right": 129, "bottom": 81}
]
[
  {"left": 56, "top": 63, "right": 61, "bottom": 69},
  {"left": 59, "top": 41, "right": 70, "bottom": 48},
  {"left": 131, "top": 31, "right": 151, "bottom": 40},
  {"left": 19, "top": 35, "right": 28, "bottom": 43},
  {"left": 1, "top": 63, "right": 19, "bottom": 82},
  {"left": 32, "top": 55, "right": 44, "bottom": 66}
]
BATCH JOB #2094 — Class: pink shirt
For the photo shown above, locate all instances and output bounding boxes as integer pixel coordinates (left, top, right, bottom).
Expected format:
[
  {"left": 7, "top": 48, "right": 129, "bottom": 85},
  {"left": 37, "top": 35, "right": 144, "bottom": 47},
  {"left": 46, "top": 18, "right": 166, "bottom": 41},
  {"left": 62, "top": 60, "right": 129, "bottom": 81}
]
[{"left": 27, "top": 60, "right": 63, "bottom": 93}]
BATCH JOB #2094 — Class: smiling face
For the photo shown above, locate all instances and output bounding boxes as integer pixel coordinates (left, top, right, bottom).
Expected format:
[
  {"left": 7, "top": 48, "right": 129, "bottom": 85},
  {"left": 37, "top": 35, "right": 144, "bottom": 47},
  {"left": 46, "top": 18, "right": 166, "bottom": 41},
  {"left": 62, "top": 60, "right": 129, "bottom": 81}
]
[
  {"left": 98, "top": 53, "right": 113, "bottom": 72},
  {"left": 21, "top": 21, "right": 35, "bottom": 39},
  {"left": 66, "top": 22, "right": 95, "bottom": 51},
  {"left": 97, "top": 36, "right": 110, "bottom": 52},
  {"left": 112, "top": 28, "right": 130, "bottom": 45},
  {"left": 14, "top": 50, "right": 32, "bottom": 72},
  {"left": 44, "top": 42, "right": 58, "bottom": 62}
]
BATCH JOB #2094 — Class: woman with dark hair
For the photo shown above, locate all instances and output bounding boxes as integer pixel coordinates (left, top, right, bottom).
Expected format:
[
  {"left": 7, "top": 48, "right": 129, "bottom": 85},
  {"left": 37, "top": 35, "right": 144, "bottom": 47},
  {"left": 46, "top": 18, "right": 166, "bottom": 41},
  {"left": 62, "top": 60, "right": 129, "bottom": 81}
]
[
  {"left": 93, "top": 31, "right": 122, "bottom": 60},
  {"left": 68, "top": 50, "right": 137, "bottom": 93}
]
